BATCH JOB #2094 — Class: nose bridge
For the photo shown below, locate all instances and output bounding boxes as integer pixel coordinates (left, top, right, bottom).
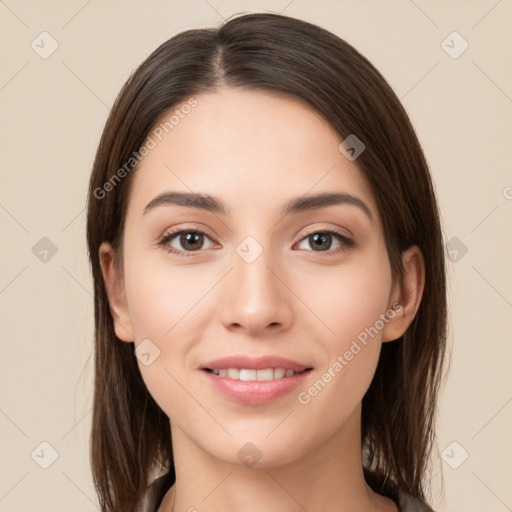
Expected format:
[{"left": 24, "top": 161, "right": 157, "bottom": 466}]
[
  {"left": 220, "top": 236, "right": 292, "bottom": 333},
  {"left": 234, "top": 236, "right": 280, "bottom": 310}
]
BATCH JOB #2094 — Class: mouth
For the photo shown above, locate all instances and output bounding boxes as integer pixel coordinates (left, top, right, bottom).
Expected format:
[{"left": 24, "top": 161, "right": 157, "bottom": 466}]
[
  {"left": 199, "top": 355, "right": 314, "bottom": 405},
  {"left": 202, "top": 367, "right": 312, "bottom": 381}
]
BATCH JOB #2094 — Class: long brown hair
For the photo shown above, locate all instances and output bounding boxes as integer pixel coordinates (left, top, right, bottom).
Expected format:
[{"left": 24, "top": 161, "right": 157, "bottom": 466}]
[{"left": 86, "top": 12, "right": 447, "bottom": 511}]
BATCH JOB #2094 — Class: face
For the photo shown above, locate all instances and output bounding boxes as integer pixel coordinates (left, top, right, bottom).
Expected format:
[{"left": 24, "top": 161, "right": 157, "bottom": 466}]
[{"left": 101, "top": 87, "right": 421, "bottom": 469}]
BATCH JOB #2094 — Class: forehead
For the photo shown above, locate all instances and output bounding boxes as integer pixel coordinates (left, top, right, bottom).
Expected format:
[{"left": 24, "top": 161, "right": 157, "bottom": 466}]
[{"left": 127, "top": 87, "right": 378, "bottom": 220}]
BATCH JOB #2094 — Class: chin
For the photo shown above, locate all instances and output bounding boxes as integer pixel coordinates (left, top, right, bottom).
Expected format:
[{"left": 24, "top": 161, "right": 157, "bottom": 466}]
[{"left": 198, "top": 432, "right": 313, "bottom": 470}]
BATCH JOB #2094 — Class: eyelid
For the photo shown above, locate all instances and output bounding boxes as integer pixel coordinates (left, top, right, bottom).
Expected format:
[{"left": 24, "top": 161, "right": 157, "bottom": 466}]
[{"left": 298, "top": 224, "right": 352, "bottom": 240}]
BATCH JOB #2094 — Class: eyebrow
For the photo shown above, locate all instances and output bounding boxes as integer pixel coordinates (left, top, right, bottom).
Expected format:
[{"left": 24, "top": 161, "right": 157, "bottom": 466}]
[{"left": 143, "top": 191, "right": 373, "bottom": 220}]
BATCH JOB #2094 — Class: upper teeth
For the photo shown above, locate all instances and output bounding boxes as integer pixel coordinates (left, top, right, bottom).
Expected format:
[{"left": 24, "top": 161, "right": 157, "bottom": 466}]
[{"left": 211, "top": 368, "right": 297, "bottom": 381}]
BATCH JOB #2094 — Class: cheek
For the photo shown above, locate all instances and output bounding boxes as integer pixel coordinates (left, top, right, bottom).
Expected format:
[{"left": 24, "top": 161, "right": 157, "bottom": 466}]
[
  {"left": 291, "top": 250, "right": 392, "bottom": 409},
  {"left": 295, "top": 249, "right": 393, "bottom": 348},
  {"left": 291, "top": 280, "right": 390, "bottom": 453},
  {"left": 122, "top": 251, "right": 214, "bottom": 414},
  {"left": 124, "top": 249, "right": 207, "bottom": 338}
]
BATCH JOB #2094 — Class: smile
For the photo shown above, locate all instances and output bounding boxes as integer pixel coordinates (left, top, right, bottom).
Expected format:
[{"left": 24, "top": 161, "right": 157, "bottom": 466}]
[
  {"left": 206, "top": 367, "right": 305, "bottom": 381},
  {"left": 201, "top": 367, "right": 313, "bottom": 405}
]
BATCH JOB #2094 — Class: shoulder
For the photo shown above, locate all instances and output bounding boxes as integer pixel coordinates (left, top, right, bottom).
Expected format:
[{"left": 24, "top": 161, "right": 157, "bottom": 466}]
[
  {"left": 364, "top": 469, "right": 435, "bottom": 512},
  {"left": 396, "top": 489, "right": 435, "bottom": 512},
  {"left": 137, "top": 470, "right": 175, "bottom": 512}
]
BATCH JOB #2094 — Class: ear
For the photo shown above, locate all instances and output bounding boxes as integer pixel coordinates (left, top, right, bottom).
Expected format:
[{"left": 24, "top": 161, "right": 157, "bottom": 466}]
[
  {"left": 98, "top": 241, "right": 134, "bottom": 342},
  {"left": 382, "top": 245, "right": 425, "bottom": 343}
]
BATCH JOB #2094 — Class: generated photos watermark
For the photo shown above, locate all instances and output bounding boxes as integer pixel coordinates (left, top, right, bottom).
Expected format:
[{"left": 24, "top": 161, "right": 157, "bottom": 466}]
[
  {"left": 93, "top": 97, "right": 198, "bottom": 200},
  {"left": 297, "top": 302, "right": 402, "bottom": 405}
]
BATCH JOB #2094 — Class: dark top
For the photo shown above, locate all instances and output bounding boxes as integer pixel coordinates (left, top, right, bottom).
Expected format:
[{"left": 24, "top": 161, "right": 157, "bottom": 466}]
[{"left": 139, "top": 468, "right": 435, "bottom": 512}]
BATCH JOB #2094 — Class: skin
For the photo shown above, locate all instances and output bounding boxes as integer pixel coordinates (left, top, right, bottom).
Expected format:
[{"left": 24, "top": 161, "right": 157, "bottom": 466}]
[{"left": 100, "top": 87, "right": 425, "bottom": 512}]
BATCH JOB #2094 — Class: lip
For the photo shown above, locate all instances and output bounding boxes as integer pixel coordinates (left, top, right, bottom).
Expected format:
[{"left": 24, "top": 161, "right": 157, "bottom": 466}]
[
  {"left": 200, "top": 355, "right": 312, "bottom": 372},
  {"left": 199, "top": 355, "right": 313, "bottom": 405},
  {"left": 201, "top": 367, "right": 313, "bottom": 405}
]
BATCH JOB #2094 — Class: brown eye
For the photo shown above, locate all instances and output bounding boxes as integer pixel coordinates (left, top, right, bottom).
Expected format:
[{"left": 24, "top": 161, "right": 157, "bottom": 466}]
[
  {"left": 296, "top": 230, "right": 354, "bottom": 253},
  {"left": 159, "top": 230, "right": 216, "bottom": 255},
  {"left": 308, "top": 233, "right": 333, "bottom": 251},
  {"left": 179, "top": 232, "right": 204, "bottom": 251}
]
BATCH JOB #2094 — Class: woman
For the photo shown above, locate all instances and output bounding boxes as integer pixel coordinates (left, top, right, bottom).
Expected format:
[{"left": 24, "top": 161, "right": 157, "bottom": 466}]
[{"left": 86, "top": 12, "right": 447, "bottom": 512}]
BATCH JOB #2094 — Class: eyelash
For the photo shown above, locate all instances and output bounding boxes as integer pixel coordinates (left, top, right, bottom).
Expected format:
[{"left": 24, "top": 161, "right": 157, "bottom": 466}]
[{"left": 157, "top": 227, "right": 355, "bottom": 257}]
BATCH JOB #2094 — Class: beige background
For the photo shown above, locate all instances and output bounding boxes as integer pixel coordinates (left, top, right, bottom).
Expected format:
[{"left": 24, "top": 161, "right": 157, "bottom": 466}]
[{"left": 1, "top": 1, "right": 511, "bottom": 511}]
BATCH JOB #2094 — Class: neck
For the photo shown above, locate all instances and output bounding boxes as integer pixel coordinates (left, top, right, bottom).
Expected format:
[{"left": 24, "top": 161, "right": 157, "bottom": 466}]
[{"left": 158, "top": 405, "right": 396, "bottom": 512}]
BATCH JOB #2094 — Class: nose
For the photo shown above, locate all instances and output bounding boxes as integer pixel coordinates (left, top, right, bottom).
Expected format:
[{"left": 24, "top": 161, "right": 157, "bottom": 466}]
[{"left": 220, "top": 247, "right": 293, "bottom": 336}]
